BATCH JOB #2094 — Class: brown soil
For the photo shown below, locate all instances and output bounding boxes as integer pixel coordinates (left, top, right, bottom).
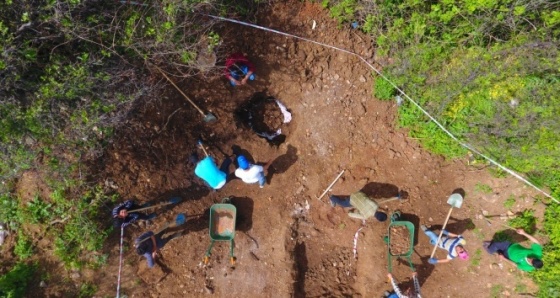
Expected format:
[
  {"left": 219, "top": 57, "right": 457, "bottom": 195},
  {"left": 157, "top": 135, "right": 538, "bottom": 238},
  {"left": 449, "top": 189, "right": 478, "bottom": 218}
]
[
  {"left": 390, "top": 226, "right": 411, "bottom": 256},
  {"left": 213, "top": 210, "right": 235, "bottom": 236},
  {"left": 19, "top": 1, "right": 545, "bottom": 297}
]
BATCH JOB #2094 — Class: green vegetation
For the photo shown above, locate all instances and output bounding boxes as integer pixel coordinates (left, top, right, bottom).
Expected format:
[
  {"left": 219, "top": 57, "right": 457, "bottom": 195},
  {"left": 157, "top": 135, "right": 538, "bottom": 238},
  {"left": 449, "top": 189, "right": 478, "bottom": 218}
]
[
  {"left": 504, "top": 195, "right": 516, "bottom": 209},
  {"left": 322, "top": 0, "right": 560, "bottom": 295},
  {"left": 508, "top": 209, "right": 537, "bottom": 234},
  {"left": 0, "top": 0, "right": 263, "bottom": 294},
  {"left": 490, "top": 284, "right": 504, "bottom": 298},
  {"left": 533, "top": 203, "right": 560, "bottom": 298},
  {"left": 474, "top": 183, "right": 493, "bottom": 194},
  {"left": 0, "top": 262, "right": 37, "bottom": 298}
]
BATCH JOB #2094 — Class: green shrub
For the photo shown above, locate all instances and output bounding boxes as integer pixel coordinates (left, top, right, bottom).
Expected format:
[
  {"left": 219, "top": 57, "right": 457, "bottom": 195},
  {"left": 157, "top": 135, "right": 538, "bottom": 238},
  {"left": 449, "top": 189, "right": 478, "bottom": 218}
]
[
  {"left": 374, "top": 76, "right": 396, "bottom": 100},
  {"left": 533, "top": 203, "right": 560, "bottom": 297},
  {"left": 508, "top": 209, "right": 537, "bottom": 234},
  {"left": 0, "top": 262, "right": 37, "bottom": 298},
  {"left": 14, "top": 231, "right": 33, "bottom": 260}
]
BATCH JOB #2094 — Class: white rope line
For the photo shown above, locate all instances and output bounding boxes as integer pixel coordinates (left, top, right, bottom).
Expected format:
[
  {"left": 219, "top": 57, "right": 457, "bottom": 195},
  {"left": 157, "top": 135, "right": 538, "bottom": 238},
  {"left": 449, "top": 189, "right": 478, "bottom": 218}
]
[{"left": 207, "top": 14, "right": 558, "bottom": 204}]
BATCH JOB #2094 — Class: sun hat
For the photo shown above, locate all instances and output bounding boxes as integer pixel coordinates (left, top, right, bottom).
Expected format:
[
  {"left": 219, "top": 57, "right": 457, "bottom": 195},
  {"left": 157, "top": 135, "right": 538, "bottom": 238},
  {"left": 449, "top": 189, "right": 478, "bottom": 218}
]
[{"left": 237, "top": 155, "right": 249, "bottom": 170}]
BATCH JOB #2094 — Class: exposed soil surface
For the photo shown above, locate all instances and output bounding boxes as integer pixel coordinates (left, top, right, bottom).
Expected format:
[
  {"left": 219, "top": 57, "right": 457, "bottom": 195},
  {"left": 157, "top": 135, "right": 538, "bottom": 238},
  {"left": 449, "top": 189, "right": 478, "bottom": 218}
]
[
  {"left": 390, "top": 226, "right": 411, "bottom": 256},
  {"left": 29, "top": 1, "right": 544, "bottom": 297}
]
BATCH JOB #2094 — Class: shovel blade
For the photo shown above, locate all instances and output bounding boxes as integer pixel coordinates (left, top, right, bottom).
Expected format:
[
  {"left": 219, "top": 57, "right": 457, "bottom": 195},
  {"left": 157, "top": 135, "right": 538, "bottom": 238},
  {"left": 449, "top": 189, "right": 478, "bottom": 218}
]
[
  {"left": 447, "top": 193, "right": 464, "bottom": 208},
  {"left": 203, "top": 113, "right": 217, "bottom": 123}
]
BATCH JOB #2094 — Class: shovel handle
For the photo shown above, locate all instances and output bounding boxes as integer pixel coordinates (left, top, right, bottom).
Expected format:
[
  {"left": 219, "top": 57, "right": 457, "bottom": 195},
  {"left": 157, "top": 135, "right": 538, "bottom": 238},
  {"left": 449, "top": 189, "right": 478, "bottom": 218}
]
[
  {"left": 128, "top": 201, "right": 174, "bottom": 213},
  {"left": 377, "top": 196, "right": 402, "bottom": 205},
  {"left": 154, "top": 65, "right": 206, "bottom": 116},
  {"left": 199, "top": 142, "right": 209, "bottom": 157},
  {"left": 429, "top": 207, "right": 454, "bottom": 259}
]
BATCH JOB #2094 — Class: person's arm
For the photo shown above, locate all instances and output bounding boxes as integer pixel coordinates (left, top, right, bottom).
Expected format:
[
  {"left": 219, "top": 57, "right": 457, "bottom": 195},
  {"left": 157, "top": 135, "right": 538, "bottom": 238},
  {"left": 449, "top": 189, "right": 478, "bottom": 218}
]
[
  {"left": 387, "top": 273, "right": 407, "bottom": 298},
  {"left": 348, "top": 210, "right": 367, "bottom": 220},
  {"left": 151, "top": 235, "right": 159, "bottom": 259},
  {"left": 433, "top": 258, "right": 451, "bottom": 264},
  {"left": 444, "top": 230, "right": 460, "bottom": 238},
  {"left": 497, "top": 253, "right": 517, "bottom": 266},
  {"left": 412, "top": 272, "right": 421, "bottom": 296},
  {"left": 517, "top": 229, "right": 540, "bottom": 245}
]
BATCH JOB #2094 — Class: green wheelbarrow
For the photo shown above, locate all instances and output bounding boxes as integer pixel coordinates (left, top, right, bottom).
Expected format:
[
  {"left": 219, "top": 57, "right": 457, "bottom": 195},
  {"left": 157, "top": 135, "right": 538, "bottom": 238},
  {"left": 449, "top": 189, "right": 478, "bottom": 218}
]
[
  {"left": 204, "top": 197, "right": 236, "bottom": 265},
  {"left": 385, "top": 211, "right": 415, "bottom": 273}
]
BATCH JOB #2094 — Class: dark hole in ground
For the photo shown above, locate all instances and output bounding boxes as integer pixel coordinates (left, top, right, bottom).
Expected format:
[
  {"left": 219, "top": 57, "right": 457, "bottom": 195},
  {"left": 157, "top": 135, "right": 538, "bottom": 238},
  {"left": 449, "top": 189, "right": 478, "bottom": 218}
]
[{"left": 235, "top": 92, "right": 290, "bottom": 146}]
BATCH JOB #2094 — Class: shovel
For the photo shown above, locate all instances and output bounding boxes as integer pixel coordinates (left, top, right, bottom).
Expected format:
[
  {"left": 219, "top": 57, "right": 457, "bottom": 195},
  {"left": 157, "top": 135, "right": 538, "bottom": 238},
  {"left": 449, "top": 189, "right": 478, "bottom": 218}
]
[
  {"left": 136, "top": 213, "right": 187, "bottom": 245},
  {"left": 128, "top": 197, "right": 182, "bottom": 213},
  {"left": 154, "top": 66, "right": 217, "bottom": 123},
  {"left": 429, "top": 193, "right": 464, "bottom": 259}
]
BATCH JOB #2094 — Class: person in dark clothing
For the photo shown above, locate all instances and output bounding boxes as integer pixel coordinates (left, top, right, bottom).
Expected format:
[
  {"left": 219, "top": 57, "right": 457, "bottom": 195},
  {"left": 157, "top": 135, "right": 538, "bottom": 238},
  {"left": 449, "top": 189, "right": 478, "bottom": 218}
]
[
  {"left": 112, "top": 200, "right": 156, "bottom": 228},
  {"left": 135, "top": 229, "right": 183, "bottom": 268}
]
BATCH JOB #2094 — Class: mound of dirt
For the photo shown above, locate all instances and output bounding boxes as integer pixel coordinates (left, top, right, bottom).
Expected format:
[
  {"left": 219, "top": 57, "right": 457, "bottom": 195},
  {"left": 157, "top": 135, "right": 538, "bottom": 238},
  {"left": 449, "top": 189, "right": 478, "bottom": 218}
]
[{"left": 389, "top": 225, "right": 411, "bottom": 255}]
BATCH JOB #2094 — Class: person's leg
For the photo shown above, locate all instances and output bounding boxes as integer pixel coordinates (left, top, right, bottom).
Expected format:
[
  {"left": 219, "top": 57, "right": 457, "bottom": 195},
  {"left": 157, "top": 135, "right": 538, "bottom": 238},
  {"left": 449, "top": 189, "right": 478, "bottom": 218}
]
[
  {"left": 485, "top": 241, "right": 511, "bottom": 255},
  {"left": 329, "top": 195, "right": 352, "bottom": 207},
  {"left": 421, "top": 227, "right": 439, "bottom": 245},
  {"left": 257, "top": 172, "right": 266, "bottom": 188},
  {"left": 219, "top": 157, "right": 232, "bottom": 174}
]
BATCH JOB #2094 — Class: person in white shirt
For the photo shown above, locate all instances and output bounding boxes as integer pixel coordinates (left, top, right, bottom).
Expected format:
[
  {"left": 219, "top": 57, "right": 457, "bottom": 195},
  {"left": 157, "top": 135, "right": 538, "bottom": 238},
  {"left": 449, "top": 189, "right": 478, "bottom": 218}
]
[{"left": 234, "top": 155, "right": 267, "bottom": 188}]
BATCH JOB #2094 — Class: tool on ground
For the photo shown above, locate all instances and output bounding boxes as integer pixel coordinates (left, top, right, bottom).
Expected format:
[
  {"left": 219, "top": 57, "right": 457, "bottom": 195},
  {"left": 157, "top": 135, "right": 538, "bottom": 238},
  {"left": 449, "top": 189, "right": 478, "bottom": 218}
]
[
  {"left": 128, "top": 197, "right": 182, "bottom": 213},
  {"left": 136, "top": 213, "right": 187, "bottom": 245},
  {"left": 429, "top": 193, "right": 464, "bottom": 259},
  {"left": 154, "top": 65, "right": 217, "bottom": 123},
  {"left": 317, "top": 170, "right": 345, "bottom": 201},
  {"left": 198, "top": 140, "right": 209, "bottom": 157},
  {"left": 204, "top": 197, "right": 237, "bottom": 266},
  {"left": 481, "top": 213, "right": 517, "bottom": 231},
  {"left": 385, "top": 211, "right": 415, "bottom": 273}
]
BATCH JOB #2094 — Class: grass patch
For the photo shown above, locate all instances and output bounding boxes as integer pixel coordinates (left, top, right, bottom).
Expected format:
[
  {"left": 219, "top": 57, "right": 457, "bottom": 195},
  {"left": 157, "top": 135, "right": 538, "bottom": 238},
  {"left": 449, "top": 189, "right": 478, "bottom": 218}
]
[{"left": 503, "top": 195, "right": 516, "bottom": 209}]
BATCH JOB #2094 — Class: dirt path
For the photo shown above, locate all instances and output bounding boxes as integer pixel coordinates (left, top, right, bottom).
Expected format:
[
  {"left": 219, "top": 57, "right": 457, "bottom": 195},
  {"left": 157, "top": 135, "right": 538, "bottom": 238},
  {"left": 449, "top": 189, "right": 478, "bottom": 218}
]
[{"left": 91, "top": 1, "right": 543, "bottom": 297}]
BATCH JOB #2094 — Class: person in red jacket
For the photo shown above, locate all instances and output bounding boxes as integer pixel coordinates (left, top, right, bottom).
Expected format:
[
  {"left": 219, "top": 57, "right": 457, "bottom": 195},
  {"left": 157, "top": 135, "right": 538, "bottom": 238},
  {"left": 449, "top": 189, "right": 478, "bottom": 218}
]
[{"left": 225, "top": 53, "right": 255, "bottom": 86}]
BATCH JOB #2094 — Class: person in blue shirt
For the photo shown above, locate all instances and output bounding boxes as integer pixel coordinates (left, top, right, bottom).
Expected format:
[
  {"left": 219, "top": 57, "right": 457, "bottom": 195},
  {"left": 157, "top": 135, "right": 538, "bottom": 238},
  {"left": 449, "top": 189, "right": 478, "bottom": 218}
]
[{"left": 190, "top": 151, "right": 231, "bottom": 190}]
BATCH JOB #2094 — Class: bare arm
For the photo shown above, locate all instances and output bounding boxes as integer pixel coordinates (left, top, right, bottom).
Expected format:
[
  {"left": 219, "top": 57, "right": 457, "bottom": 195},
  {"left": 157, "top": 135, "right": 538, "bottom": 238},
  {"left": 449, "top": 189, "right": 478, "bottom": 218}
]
[
  {"left": 517, "top": 229, "right": 540, "bottom": 245},
  {"left": 446, "top": 231, "right": 459, "bottom": 238},
  {"left": 435, "top": 258, "right": 452, "bottom": 264}
]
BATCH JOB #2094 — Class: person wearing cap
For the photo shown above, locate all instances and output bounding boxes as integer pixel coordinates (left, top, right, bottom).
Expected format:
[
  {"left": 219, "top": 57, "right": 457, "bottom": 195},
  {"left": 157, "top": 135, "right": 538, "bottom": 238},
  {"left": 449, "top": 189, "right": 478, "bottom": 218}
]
[
  {"left": 225, "top": 53, "right": 255, "bottom": 86},
  {"left": 421, "top": 225, "right": 469, "bottom": 264},
  {"left": 234, "top": 155, "right": 267, "bottom": 188},
  {"left": 329, "top": 191, "right": 389, "bottom": 222},
  {"left": 385, "top": 272, "right": 422, "bottom": 298},
  {"left": 112, "top": 200, "right": 156, "bottom": 228},
  {"left": 483, "top": 228, "right": 543, "bottom": 272}
]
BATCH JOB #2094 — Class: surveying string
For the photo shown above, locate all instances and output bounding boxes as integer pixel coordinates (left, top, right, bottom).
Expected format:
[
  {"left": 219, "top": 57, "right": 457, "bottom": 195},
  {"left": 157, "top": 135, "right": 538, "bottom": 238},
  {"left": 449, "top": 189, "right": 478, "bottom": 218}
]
[
  {"left": 353, "top": 221, "right": 365, "bottom": 259},
  {"left": 116, "top": 225, "right": 124, "bottom": 298},
  {"left": 206, "top": 14, "right": 558, "bottom": 204}
]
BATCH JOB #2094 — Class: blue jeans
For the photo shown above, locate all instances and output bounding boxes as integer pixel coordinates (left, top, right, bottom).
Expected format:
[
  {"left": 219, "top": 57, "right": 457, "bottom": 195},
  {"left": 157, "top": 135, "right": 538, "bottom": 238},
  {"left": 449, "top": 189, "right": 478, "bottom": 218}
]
[
  {"left": 329, "top": 195, "right": 352, "bottom": 207},
  {"left": 486, "top": 241, "right": 511, "bottom": 258},
  {"left": 422, "top": 229, "right": 439, "bottom": 245},
  {"left": 257, "top": 171, "right": 266, "bottom": 187},
  {"left": 230, "top": 65, "right": 255, "bottom": 86}
]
